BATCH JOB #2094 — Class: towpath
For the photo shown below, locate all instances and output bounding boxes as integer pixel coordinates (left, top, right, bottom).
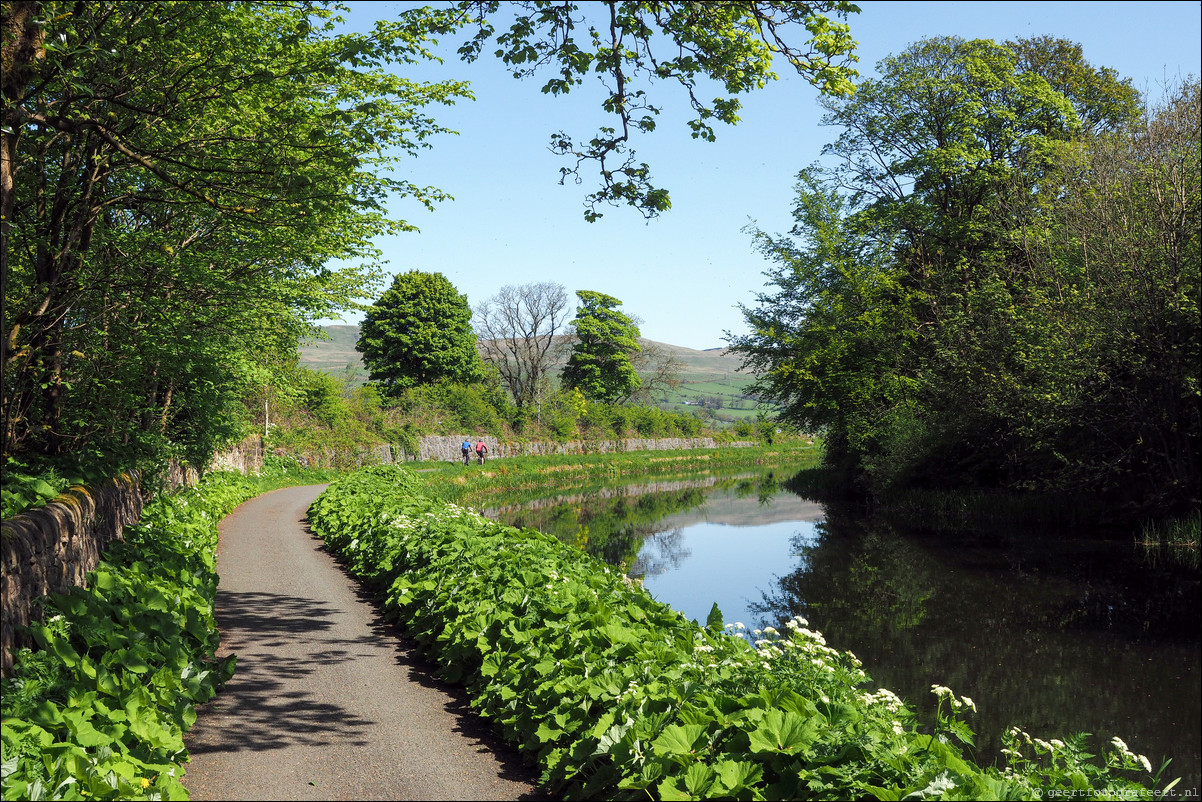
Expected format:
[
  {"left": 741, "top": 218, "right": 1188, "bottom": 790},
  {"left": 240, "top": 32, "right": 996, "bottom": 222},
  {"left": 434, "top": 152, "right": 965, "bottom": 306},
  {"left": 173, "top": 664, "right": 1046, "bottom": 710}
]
[{"left": 182, "top": 485, "right": 542, "bottom": 801}]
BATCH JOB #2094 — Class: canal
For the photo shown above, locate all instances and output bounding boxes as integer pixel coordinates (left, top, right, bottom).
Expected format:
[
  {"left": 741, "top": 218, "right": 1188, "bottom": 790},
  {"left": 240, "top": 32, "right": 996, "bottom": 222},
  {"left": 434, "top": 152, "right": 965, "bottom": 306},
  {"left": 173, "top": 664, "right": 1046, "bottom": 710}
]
[{"left": 484, "top": 469, "right": 1201, "bottom": 791}]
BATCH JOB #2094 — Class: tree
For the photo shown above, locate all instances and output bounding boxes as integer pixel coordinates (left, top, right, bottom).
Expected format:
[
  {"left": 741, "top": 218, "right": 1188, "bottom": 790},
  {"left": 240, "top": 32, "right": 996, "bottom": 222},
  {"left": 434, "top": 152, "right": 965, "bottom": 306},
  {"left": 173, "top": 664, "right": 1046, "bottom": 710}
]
[
  {"left": 456, "top": 0, "right": 859, "bottom": 220},
  {"left": 729, "top": 169, "right": 913, "bottom": 478},
  {"left": 1015, "top": 78, "right": 1200, "bottom": 515},
  {"left": 730, "top": 36, "right": 1185, "bottom": 509},
  {"left": 627, "top": 339, "right": 684, "bottom": 405},
  {"left": 357, "top": 271, "right": 484, "bottom": 394},
  {"left": 1, "top": 1, "right": 467, "bottom": 468},
  {"left": 474, "top": 282, "right": 571, "bottom": 408},
  {"left": 562, "top": 291, "right": 642, "bottom": 403}
]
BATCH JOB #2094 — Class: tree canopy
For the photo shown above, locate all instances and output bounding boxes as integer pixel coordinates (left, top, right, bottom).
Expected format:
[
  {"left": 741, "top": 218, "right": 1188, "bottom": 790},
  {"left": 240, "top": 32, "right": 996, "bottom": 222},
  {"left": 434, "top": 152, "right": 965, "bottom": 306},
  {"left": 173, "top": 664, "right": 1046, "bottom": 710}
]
[
  {"left": 455, "top": 0, "right": 859, "bottom": 220},
  {"left": 357, "top": 271, "right": 484, "bottom": 394},
  {"left": 730, "top": 36, "right": 1198, "bottom": 520},
  {"left": 1, "top": 0, "right": 467, "bottom": 470},
  {"left": 562, "top": 291, "right": 642, "bottom": 404}
]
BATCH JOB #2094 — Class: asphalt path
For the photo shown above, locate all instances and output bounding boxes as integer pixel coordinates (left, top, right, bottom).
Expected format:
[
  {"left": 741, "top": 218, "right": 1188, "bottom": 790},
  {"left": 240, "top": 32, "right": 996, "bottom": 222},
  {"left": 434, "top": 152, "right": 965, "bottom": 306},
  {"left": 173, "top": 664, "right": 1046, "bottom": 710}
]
[{"left": 182, "top": 485, "right": 543, "bottom": 801}]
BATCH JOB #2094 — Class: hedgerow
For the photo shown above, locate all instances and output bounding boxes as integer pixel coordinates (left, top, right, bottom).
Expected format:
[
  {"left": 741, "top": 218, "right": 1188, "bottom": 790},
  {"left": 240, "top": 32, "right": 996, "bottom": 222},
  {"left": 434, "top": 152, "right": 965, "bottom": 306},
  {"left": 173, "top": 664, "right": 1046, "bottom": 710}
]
[{"left": 307, "top": 465, "right": 1168, "bottom": 800}]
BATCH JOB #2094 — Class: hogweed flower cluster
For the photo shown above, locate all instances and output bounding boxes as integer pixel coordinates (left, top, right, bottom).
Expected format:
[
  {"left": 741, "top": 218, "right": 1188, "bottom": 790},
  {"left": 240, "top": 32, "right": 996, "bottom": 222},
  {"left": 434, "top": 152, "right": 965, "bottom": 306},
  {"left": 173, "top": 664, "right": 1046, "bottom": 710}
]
[
  {"left": 931, "top": 684, "right": 976, "bottom": 713},
  {"left": 1110, "top": 736, "right": 1154, "bottom": 774}
]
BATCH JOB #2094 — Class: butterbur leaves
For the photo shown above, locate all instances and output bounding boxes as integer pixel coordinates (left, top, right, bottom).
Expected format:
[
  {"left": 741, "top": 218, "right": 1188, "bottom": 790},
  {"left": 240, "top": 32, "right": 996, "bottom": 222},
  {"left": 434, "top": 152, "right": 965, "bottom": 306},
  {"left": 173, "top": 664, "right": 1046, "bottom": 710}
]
[
  {"left": 706, "top": 602, "right": 725, "bottom": 632},
  {"left": 748, "top": 709, "right": 821, "bottom": 755},
  {"left": 305, "top": 464, "right": 1163, "bottom": 801},
  {"left": 652, "top": 724, "right": 710, "bottom": 761},
  {"left": 1, "top": 472, "right": 257, "bottom": 800}
]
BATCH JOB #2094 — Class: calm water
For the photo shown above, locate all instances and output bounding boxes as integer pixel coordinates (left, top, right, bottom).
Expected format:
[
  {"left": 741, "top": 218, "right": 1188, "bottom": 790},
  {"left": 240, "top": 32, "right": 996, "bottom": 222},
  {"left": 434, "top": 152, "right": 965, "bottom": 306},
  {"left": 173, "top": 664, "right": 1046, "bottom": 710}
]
[{"left": 484, "top": 472, "right": 1201, "bottom": 791}]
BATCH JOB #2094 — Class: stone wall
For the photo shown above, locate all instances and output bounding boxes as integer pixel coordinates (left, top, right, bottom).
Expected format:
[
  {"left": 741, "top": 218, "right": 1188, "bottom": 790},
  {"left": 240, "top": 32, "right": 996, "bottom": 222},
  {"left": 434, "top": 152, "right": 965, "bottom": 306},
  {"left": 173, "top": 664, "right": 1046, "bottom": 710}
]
[
  {"left": 408, "top": 435, "right": 749, "bottom": 463},
  {"left": 277, "top": 443, "right": 394, "bottom": 470},
  {"left": 210, "top": 435, "right": 265, "bottom": 474},
  {"left": 1, "top": 474, "right": 144, "bottom": 675}
]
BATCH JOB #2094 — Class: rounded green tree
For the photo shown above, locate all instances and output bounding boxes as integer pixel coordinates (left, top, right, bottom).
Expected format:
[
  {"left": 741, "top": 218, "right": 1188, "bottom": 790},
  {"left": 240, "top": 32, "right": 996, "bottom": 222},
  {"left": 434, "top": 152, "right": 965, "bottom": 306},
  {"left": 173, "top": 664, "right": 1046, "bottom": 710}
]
[
  {"left": 561, "top": 291, "right": 642, "bottom": 403},
  {"left": 356, "top": 271, "right": 483, "bottom": 394}
]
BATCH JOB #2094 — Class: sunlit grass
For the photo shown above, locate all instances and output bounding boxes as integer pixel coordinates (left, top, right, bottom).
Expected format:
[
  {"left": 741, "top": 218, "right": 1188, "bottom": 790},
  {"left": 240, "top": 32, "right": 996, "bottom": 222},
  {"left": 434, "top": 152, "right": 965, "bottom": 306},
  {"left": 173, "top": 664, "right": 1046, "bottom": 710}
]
[
  {"left": 1137, "top": 510, "right": 1200, "bottom": 568},
  {"left": 416, "top": 442, "right": 821, "bottom": 508}
]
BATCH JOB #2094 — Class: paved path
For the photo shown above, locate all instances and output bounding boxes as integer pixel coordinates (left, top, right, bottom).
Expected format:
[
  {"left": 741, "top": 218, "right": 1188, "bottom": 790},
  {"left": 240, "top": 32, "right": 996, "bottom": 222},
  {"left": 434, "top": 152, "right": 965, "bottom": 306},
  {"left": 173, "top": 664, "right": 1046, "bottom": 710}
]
[{"left": 182, "top": 485, "right": 542, "bottom": 801}]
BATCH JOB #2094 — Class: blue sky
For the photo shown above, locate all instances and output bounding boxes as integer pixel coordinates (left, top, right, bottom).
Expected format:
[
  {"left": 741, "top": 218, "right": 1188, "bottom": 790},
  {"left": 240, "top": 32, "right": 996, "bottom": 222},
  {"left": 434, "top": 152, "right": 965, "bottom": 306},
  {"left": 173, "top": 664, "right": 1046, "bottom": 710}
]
[{"left": 328, "top": 1, "right": 1201, "bottom": 351}]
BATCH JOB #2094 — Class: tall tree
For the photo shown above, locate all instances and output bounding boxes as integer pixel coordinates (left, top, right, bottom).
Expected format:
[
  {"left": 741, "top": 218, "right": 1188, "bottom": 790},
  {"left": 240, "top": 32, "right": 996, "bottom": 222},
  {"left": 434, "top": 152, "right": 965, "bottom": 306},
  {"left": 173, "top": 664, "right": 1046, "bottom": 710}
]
[
  {"left": 562, "top": 291, "right": 641, "bottom": 403},
  {"left": 731, "top": 36, "right": 1190, "bottom": 513},
  {"left": 474, "top": 282, "right": 570, "bottom": 408},
  {"left": 357, "top": 271, "right": 483, "bottom": 394}
]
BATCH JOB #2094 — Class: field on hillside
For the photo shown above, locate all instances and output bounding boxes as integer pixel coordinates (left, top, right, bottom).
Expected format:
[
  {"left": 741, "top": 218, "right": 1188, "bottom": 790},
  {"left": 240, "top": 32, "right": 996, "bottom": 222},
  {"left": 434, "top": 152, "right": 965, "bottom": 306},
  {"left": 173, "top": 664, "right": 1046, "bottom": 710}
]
[{"left": 299, "top": 325, "right": 762, "bottom": 420}]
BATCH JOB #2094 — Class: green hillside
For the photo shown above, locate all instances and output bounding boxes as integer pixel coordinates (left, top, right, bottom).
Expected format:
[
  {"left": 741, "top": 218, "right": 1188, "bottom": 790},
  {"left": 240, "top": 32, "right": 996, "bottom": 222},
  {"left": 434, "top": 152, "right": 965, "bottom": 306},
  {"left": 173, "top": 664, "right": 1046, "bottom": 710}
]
[{"left": 299, "top": 325, "right": 762, "bottom": 419}]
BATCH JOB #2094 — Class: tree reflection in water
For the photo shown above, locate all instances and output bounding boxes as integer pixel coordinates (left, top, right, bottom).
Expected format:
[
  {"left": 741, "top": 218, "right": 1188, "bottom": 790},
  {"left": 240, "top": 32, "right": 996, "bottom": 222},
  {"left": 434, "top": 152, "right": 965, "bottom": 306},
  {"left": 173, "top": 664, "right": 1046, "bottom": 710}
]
[
  {"left": 750, "top": 502, "right": 1200, "bottom": 790},
  {"left": 486, "top": 472, "right": 1199, "bottom": 790},
  {"left": 487, "top": 485, "right": 710, "bottom": 570},
  {"left": 629, "top": 528, "right": 690, "bottom": 578}
]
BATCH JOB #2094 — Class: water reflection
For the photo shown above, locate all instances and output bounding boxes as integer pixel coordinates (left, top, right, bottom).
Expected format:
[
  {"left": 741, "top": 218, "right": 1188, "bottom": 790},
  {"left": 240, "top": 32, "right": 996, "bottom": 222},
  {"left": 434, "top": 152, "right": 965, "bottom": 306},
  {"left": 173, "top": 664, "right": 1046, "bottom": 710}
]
[
  {"left": 630, "top": 528, "right": 690, "bottom": 579},
  {"left": 754, "top": 505, "right": 1201, "bottom": 790},
  {"left": 483, "top": 473, "right": 1200, "bottom": 789}
]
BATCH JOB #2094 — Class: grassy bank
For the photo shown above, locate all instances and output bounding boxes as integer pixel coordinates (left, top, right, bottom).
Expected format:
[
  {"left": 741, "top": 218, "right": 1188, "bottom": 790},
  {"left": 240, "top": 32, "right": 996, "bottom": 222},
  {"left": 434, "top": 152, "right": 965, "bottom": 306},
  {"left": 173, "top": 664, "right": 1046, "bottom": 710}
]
[
  {"left": 307, "top": 465, "right": 1168, "bottom": 800},
  {"left": 418, "top": 442, "right": 820, "bottom": 509}
]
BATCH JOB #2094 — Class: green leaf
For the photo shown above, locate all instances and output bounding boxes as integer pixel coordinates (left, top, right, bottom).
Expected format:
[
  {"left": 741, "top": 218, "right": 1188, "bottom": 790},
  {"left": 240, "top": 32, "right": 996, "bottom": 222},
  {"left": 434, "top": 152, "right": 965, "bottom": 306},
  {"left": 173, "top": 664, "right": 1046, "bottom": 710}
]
[
  {"left": 748, "top": 709, "right": 820, "bottom": 755},
  {"left": 705, "top": 602, "right": 724, "bottom": 632},
  {"left": 712, "top": 759, "right": 764, "bottom": 795},
  {"left": 652, "top": 724, "right": 709, "bottom": 758}
]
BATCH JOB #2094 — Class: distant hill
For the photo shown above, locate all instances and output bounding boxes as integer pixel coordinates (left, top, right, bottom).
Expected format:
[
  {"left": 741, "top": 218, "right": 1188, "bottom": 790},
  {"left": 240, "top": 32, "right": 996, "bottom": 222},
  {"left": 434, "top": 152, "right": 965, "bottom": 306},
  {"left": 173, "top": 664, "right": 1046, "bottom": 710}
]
[{"left": 299, "top": 324, "right": 760, "bottom": 418}]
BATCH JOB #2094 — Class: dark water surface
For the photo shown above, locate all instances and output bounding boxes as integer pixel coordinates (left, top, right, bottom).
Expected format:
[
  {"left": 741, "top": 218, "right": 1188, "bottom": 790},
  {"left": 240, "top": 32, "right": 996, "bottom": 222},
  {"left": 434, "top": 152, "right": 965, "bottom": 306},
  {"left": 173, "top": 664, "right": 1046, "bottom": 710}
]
[{"left": 484, "top": 473, "right": 1201, "bottom": 791}]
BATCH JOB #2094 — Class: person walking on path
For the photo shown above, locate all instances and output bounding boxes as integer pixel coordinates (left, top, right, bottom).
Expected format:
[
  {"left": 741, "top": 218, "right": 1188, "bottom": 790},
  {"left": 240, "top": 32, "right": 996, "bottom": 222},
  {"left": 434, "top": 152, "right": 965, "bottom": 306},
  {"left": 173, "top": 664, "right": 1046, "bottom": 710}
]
[
  {"left": 475, "top": 439, "right": 488, "bottom": 465},
  {"left": 461, "top": 438, "right": 472, "bottom": 465}
]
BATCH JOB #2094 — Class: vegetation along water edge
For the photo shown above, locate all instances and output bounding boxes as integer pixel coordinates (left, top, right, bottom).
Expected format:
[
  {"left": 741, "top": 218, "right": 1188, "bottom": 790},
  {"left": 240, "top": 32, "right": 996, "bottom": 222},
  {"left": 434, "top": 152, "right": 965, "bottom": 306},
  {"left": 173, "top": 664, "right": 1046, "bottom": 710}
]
[{"left": 305, "top": 464, "right": 1176, "bottom": 801}]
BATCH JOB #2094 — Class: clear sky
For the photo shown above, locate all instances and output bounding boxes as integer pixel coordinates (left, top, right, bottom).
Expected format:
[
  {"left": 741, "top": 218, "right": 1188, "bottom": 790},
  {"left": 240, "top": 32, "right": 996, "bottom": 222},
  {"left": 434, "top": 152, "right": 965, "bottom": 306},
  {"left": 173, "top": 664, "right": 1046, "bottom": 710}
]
[{"left": 326, "top": 1, "right": 1201, "bottom": 351}]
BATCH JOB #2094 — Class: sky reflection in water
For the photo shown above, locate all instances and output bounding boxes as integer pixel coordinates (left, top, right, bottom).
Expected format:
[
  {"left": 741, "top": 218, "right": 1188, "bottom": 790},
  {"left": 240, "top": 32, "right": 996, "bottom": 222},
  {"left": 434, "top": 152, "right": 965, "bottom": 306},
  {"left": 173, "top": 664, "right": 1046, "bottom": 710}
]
[{"left": 632, "top": 518, "right": 818, "bottom": 629}]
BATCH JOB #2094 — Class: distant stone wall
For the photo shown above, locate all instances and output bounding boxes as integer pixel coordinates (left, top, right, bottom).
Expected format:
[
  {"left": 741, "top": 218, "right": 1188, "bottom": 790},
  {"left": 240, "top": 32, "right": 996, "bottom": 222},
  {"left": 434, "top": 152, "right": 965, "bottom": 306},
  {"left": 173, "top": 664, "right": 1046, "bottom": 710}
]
[
  {"left": 406, "top": 435, "right": 751, "bottom": 463},
  {"left": 1, "top": 475, "right": 144, "bottom": 675},
  {"left": 210, "top": 435, "right": 265, "bottom": 474},
  {"left": 278, "top": 443, "right": 393, "bottom": 470},
  {"left": 215, "top": 434, "right": 750, "bottom": 470}
]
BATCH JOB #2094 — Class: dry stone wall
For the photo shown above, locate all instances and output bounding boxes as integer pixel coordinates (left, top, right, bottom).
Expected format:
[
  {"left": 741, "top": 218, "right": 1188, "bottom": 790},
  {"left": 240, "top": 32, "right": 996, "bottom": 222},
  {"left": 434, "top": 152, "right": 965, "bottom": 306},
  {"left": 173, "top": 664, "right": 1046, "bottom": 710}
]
[
  {"left": 1, "top": 475, "right": 143, "bottom": 675},
  {"left": 409, "top": 435, "right": 747, "bottom": 463},
  {"left": 210, "top": 435, "right": 265, "bottom": 474}
]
